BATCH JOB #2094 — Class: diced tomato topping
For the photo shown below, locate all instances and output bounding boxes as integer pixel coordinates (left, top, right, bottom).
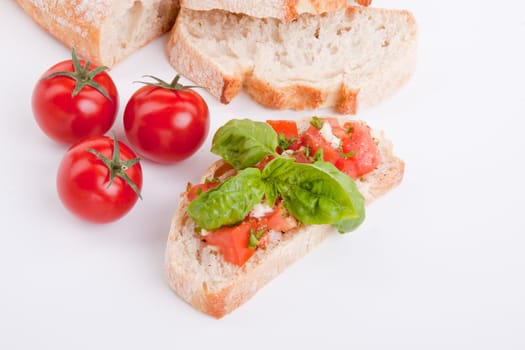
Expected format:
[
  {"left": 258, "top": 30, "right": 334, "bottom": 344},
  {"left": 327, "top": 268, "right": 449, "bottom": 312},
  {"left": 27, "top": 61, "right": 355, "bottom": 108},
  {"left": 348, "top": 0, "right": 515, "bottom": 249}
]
[
  {"left": 203, "top": 220, "right": 258, "bottom": 266},
  {"left": 301, "top": 125, "right": 340, "bottom": 164},
  {"left": 255, "top": 155, "right": 275, "bottom": 171},
  {"left": 187, "top": 181, "right": 220, "bottom": 201},
  {"left": 324, "top": 117, "right": 348, "bottom": 139},
  {"left": 341, "top": 122, "right": 381, "bottom": 176},
  {"left": 292, "top": 151, "right": 310, "bottom": 164},
  {"left": 261, "top": 205, "right": 298, "bottom": 233},
  {"left": 335, "top": 158, "right": 359, "bottom": 180},
  {"left": 202, "top": 205, "right": 298, "bottom": 266},
  {"left": 267, "top": 120, "right": 301, "bottom": 152},
  {"left": 201, "top": 118, "right": 381, "bottom": 267},
  {"left": 266, "top": 120, "right": 299, "bottom": 139},
  {"left": 300, "top": 118, "right": 380, "bottom": 178}
]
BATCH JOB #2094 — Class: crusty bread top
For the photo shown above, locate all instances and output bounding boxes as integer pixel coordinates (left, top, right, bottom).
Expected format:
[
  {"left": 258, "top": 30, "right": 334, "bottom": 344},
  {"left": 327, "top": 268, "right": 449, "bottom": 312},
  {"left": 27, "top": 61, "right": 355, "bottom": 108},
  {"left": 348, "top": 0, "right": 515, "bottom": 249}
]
[
  {"left": 165, "top": 118, "right": 404, "bottom": 317},
  {"left": 180, "top": 0, "right": 371, "bottom": 20},
  {"left": 16, "top": 0, "right": 179, "bottom": 66},
  {"left": 167, "top": 6, "right": 417, "bottom": 114}
]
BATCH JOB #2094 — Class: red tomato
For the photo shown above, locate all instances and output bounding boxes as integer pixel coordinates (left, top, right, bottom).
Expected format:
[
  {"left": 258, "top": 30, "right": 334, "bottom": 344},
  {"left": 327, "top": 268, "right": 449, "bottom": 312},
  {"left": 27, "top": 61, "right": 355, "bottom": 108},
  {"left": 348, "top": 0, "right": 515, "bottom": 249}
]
[
  {"left": 324, "top": 117, "right": 349, "bottom": 139},
  {"left": 267, "top": 120, "right": 301, "bottom": 152},
  {"left": 341, "top": 122, "right": 381, "bottom": 176},
  {"left": 124, "top": 75, "right": 210, "bottom": 164},
  {"left": 204, "top": 220, "right": 258, "bottom": 266},
  {"left": 32, "top": 50, "right": 118, "bottom": 144},
  {"left": 56, "top": 135, "right": 142, "bottom": 223},
  {"left": 260, "top": 206, "right": 298, "bottom": 233},
  {"left": 187, "top": 181, "right": 220, "bottom": 202},
  {"left": 335, "top": 158, "right": 359, "bottom": 180},
  {"left": 301, "top": 125, "right": 340, "bottom": 164},
  {"left": 266, "top": 120, "right": 299, "bottom": 139}
]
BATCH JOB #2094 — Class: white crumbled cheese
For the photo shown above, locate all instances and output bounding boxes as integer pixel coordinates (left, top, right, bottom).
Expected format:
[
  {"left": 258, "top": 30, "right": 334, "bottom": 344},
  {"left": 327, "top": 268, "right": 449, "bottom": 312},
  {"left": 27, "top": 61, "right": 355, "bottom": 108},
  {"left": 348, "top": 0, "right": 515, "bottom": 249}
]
[
  {"left": 281, "top": 149, "right": 295, "bottom": 158},
  {"left": 319, "top": 121, "right": 341, "bottom": 149},
  {"left": 250, "top": 202, "right": 273, "bottom": 219}
]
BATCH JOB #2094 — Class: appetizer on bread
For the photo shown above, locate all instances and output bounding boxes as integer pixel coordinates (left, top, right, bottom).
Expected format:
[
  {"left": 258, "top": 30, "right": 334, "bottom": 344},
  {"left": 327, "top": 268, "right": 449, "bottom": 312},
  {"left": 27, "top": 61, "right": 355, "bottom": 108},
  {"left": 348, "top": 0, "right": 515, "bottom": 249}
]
[
  {"left": 167, "top": 6, "right": 418, "bottom": 114},
  {"left": 165, "top": 117, "right": 404, "bottom": 318},
  {"left": 16, "top": 0, "right": 180, "bottom": 66},
  {"left": 180, "top": 0, "right": 372, "bottom": 21}
]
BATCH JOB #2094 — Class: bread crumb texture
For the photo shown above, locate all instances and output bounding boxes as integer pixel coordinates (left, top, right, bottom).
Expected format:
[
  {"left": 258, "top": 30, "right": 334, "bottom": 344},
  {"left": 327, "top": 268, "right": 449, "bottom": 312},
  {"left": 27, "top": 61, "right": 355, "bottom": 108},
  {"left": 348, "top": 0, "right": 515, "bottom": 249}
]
[{"left": 169, "top": 7, "right": 417, "bottom": 112}]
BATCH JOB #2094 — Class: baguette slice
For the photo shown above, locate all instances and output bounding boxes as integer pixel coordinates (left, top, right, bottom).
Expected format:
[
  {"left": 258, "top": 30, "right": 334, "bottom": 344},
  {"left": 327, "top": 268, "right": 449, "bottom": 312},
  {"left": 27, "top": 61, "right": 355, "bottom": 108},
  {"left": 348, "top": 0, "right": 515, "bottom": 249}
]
[
  {"left": 16, "top": 0, "right": 180, "bottom": 67},
  {"left": 165, "top": 118, "right": 404, "bottom": 318},
  {"left": 180, "top": 0, "right": 371, "bottom": 21},
  {"left": 167, "top": 6, "right": 417, "bottom": 114}
]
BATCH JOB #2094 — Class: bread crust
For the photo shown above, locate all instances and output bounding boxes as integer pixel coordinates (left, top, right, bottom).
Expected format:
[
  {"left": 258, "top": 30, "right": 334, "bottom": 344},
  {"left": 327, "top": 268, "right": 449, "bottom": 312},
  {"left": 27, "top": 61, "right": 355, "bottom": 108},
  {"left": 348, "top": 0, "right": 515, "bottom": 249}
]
[
  {"left": 16, "top": 0, "right": 179, "bottom": 67},
  {"left": 167, "top": 6, "right": 418, "bottom": 114},
  {"left": 180, "top": 0, "right": 370, "bottom": 20},
  {"left": 165, "top": 119, "right": 404, "bottom": 318},
  {"left": 15, "top": 0, "right": 106, "bottom": 64}
]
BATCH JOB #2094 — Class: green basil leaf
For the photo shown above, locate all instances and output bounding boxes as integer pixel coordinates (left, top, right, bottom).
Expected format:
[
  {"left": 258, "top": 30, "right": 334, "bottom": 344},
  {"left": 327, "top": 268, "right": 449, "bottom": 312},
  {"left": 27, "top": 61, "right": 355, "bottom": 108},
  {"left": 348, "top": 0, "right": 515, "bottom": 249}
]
[
  {"left": 187, "top": 168, "right": 265, "bottom": 231},
  {"left": 311, "top": 161, "right": 365, "bottom": 233},
  {"left": 261, "top": 158, "right": 363, "bottom": 226},
  {"left": 211, "top": 119, "right": 278, "bottom": 169}
]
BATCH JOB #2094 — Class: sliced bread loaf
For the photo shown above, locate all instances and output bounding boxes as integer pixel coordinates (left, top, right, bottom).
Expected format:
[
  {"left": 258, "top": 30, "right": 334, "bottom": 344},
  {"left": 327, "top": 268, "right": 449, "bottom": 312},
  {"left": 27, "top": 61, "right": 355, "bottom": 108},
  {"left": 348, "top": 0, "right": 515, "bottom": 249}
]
[
  {"left": 167, "top": 6, "right": 417, "bottom": 114},
  {"left": 165, "top": 118, "right": 404, "bottom": 318},
  {"left": 180, "top": 0, "right": 371, "bottom": 21},
  {"left": 16, "top": 0, "right": 180, "bottom": 67}
]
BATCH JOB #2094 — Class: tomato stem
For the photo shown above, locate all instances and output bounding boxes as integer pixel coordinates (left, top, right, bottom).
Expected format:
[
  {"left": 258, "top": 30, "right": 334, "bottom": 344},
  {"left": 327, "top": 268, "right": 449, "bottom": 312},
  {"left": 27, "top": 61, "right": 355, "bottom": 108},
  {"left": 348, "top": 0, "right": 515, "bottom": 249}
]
[
  {"left": 45, "top": 49, "right": 113, "bottom": 101},
  {"left": 134, "top": 74, "right": 201, "bottom": 91},
  {"left": 87, "top": 135, "right": 142, "bottom": 199}
]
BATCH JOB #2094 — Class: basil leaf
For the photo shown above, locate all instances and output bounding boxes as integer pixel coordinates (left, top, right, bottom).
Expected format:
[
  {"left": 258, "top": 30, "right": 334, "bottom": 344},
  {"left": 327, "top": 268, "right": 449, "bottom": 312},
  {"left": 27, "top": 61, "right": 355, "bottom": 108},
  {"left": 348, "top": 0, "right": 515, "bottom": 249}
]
[
  {"left": 211, "top": 119, "right": 278, "bottom": 169},
  {"left": 187, "top": 168, "right": 265, "bottom": 231},
  {"left": 261, "top": 158, "right": 362, "bottom": 226},
  {"left": 311, "top": 161, "right": 365, "bottom": 233}
]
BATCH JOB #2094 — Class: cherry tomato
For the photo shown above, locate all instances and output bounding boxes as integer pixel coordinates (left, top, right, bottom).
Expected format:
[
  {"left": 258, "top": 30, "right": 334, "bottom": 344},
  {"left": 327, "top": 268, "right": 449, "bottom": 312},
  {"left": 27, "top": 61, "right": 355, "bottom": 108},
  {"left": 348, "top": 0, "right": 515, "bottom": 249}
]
[
  {"left": 124, "top": 75, "right": 209, "bottom": 164},
  {"left": 32, "top": 50, "right": 118, "bottom": 144},
  {"left": 56, "top": 135, "right": 142, "bottom": 223}
]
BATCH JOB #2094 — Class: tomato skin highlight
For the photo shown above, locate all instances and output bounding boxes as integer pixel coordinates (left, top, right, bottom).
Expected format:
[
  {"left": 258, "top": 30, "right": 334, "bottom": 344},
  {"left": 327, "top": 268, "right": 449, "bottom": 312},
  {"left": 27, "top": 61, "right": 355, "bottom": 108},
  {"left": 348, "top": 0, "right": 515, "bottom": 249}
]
[
  {"left": 32, "top": 60, "right": 118, "bottom": 144},
  {"left": 124, "top": 84, "right": 210, "bottom": 164},
  {"left": 56, "top": 136, "right": 142, "bottom": 223}
]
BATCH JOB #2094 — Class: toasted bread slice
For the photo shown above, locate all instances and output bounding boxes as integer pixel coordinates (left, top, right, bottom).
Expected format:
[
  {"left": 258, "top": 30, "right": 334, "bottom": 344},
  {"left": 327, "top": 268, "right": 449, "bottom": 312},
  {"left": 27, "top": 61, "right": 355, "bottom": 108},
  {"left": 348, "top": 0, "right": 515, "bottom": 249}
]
[
  {"left": 16, "top": 0, "right": 180, "bottom": 67},
  {"left": 180, "top": 0, "right": 371, "bottom": 21},
  {"left": 167, "top": 6, "right": 417, "bottom": 114},
  {"left": 165, "top": 118, "right": 404, "bottom": 318}
]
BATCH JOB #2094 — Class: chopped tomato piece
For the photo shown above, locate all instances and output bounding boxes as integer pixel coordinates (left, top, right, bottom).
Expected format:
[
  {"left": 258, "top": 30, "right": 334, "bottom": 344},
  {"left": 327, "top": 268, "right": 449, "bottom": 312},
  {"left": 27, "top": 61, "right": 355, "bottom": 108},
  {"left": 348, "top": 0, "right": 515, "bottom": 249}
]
[
  {"left": 267, "top": 120, "right": 301, "bottom": 152},
  {"left": 261, "top": 206, "right": 298, "bottom": 232},
  {"left": 341, "top": 122, "right": 381, "bottom": 176},
  {"left": 255, "top": 155, "right": 275, "bottom": 171},
  {"left": 324, "top": 117, "right": 348, "bottom": 140},
  {"left": 204, "top": 220, "right": 258, "bottom": 266},
  {"left": 301, "top": 125, "right": 340, "bottom": 164},
  {"left": 335, "top": 158, "right": 359, "bottom": 180},
  {"left": 266, "top": 120, "right": 299, "bottom": 139},
  {"left": 187, "top": 181, "right": 220, "bottom": 201},
  {"left": 292, "top": 151, "right": 310, "bottom": 164}
]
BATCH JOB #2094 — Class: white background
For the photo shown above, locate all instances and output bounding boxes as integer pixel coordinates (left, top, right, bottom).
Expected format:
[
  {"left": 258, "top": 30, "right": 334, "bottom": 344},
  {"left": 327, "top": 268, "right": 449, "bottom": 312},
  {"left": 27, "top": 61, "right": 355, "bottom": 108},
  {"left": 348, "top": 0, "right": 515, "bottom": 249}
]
[{"left": 1, "top": 0, "right": 524, "bottom": 348}]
